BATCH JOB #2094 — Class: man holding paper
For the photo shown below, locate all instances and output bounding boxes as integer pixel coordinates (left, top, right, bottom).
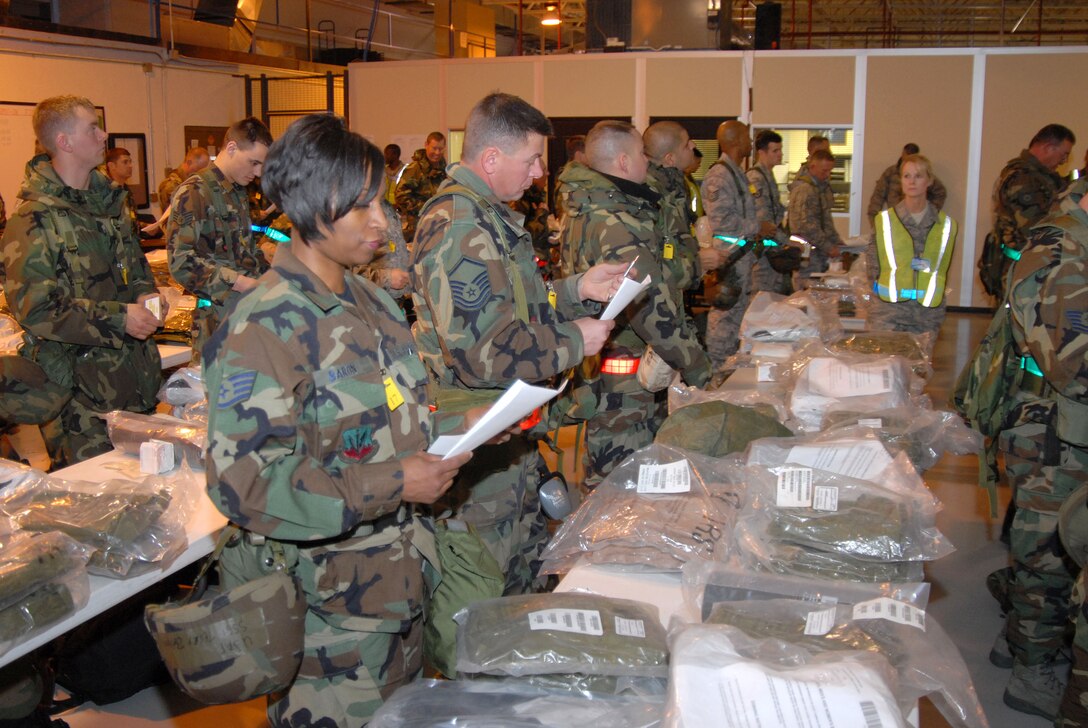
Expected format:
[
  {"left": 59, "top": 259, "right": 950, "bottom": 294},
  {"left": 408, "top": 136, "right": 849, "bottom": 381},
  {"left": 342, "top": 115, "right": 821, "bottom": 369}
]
[
  {"left": 410, "top": 92, "right": 623, "bottom": 595},
  {"left": 557, "top": 120, "right": 711, "bottom": 489}
]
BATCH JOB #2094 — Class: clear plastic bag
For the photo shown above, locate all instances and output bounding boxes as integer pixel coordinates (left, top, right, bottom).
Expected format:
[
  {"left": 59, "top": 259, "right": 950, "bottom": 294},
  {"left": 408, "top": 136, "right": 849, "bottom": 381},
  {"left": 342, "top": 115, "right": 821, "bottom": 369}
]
[
  {"left": 828, "top": 330, "right": 933, "bottom": 380},
  {"left": 454, "top": 593, "right": 670, "bottom": 679},
  {"left": 665, "top": 622, "right": 907, "bottom": 728},
  {"left": 789, "top": 355, "right": 920, "bottom": 432},
  {"left": 0, "top": 314, "right": 23, "bottom": 355},
  {"left": 0, "top": 532, "right": 92, "bottom": 653},
  {"left": 700, "top": 598, "right": 988, "bottom": 728},
  {"left": 157, "top": 366, "right": 207, "bottom": 423},
  {"left": 667, "top": 380, "right": 792, "bottom": 427},
  {"left": 103, "top": 410, "right": 206, "bottom": 465},
  {"left": 369, "top": 679, "right": 665, "bottom": 728},
  {"left": 738, "top": 291, "right": 825, "bottom": 348},
  {"left": 539, "top": 444, "right": 745, "bottom": 574},
  {"left": 821, "top": 406, "right": 983, "bottom": 472},
  {"left": 0, "top": 466, "right": 200, "bottom": 578}
]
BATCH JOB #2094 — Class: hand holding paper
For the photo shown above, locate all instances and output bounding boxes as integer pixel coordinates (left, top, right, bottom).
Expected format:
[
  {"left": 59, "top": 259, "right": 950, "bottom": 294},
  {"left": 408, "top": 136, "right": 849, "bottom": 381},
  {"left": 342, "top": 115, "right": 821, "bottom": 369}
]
[
  {"left": 599, "top": 273, "right": 652, "bottom": 321},
  {"left": 578, "top": 261, "right": 629, "bottom": 303}
]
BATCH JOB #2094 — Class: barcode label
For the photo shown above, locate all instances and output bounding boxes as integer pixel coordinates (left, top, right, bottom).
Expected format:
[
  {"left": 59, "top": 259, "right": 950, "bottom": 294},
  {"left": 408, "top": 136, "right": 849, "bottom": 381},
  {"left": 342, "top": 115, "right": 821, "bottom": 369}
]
[
  {"left": 860, "top": 700, "right": 884, "bottom": 728},
  {"left": 803, "top": 606, "right": 837, "bottom": 635},
  {"left": 813, "top": 485, "right": 839, "bottom": 512},
  {"left": 857, "top": 418, "right": 883, "bottom": 428},
  {"left": 527, "top": 608, "right": 604, "bottom": 636},
  {"left": 637, "top": 460, "right": 692, "bottom": 493},
  {"left": 852, "top": 598, "right": 926, "bottom": 631},
  {"left": 882, "top": 369, "right": 891, "bottom": 390},
  {"left": 775, "top": 467, "right": 813, "bottom": 507},
  {"left": 614, "top": 616, "right": 646, "bottom": 638}
]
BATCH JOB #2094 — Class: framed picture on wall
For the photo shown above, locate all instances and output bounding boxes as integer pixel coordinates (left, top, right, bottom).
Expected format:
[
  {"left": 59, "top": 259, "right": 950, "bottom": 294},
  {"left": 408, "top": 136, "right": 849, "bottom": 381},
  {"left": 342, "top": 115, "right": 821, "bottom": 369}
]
[{"left": 107, "top": 133, "right": 150, "bottom": 209}]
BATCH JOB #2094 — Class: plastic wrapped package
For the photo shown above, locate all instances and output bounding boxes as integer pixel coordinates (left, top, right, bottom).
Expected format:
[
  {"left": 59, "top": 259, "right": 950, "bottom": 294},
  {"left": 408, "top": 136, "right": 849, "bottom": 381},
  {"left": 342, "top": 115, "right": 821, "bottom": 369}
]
[
  {"left": 701, "top": 599, "right": 989, "bottom": 728},
  {"left": 369, "top": 679, "right": 664, "bottom": 728},
  {"left": 738, "top": 291, "right": 825, "bottom": 348},
  {"left": 746, "top": 432, "right": 908, "bottom": 484},
  {"left": 0, "top": 314, "right": 23, "bottom": 355},
  {"left": 466, "top": 672, "right": 667, "bottom": 699},
  {"left": 539, "top": 445, "right": 746, "bottom": 574},
  {"left": 667, "top": 380, "right": 791, "bottom": 425},
  {"left": 789, "top": 355, "right": 920, "bottom": 432},
  {"left": 0, "top": 532, "right": 92, "bottom": 652},
  {"left": 665, "top": 622, "right": 907, "bottom": 728},
  {"left": 103, "top": 410, "right": 206, "bottom": 465},
  {"left": 654, "top": 401, "right": 791, "bottom": 458},
  {"left": 158, "top": 287, "right": 196, "bottom": 340},
  {"left": 0, "top": 466, "right": 200, "bottom": 578},
  {"left": 157, "top": 367, "right": 207, "bottom": 423},
  {"left": 821, "top": 407, "right": 983, "bottom": 472},
  {"left": 0, "top": 459, "right": 42, "bottom": 492},
  {"left": 733, "top": 532, "right": 926, "bottom": 583},
  {"left": 454, "top": 593, "right": 669, "bottom": 679},
  {"left": 829, "top": 331, "right": 933, "bottom": 379}
]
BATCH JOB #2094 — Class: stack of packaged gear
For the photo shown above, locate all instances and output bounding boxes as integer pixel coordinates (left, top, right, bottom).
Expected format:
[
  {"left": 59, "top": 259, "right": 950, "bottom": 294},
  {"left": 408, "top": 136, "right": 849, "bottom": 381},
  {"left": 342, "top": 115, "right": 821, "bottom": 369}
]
[
  {"left": 668, "top": 562, "right": 989, "bottom": 728},
  {"left": 144, "top": 249, "right": 197, "bottom": 346},
  {"left": 103, "top": 410, "right": 206, "bottom": 467},
  {"left": 157, "top": 366, "right": 207, "bottom": 424}
]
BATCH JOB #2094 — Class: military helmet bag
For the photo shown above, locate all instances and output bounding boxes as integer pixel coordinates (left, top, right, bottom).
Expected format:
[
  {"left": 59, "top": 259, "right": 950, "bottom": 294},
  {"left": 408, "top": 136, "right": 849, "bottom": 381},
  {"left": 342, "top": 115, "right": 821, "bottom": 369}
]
[
  {"left": 636, "top": 346, "right": 676, "bottom": 393},
  {"left": 144, "top": 527, "right": 306, "bottom": 704}
]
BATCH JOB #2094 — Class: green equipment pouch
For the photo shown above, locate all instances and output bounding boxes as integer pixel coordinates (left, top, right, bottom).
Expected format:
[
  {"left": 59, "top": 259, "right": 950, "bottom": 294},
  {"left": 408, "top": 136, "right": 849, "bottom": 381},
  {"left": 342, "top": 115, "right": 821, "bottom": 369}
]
[
  {"left": 977, "top": 232, "right": 1007, "bottom": 298},
  {"left": 423, "top": 519, "right": 503, "bottom": 678}
]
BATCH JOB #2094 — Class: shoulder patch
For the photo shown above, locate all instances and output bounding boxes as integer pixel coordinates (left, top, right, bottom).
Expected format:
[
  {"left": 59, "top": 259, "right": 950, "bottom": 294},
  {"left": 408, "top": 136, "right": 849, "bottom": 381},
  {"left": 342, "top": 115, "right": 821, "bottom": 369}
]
[
  {"left": 217, "top": 370, "right": 258, "bottom": 408},
  {"left": 340, "top": 426, "right": 376, "bottom": 463},
  {"left": 1066, "top": 310, "right": 1088, "bottom": 335},
  {"left": 448, "top": 257, "right": 492, "bottom": 311}
]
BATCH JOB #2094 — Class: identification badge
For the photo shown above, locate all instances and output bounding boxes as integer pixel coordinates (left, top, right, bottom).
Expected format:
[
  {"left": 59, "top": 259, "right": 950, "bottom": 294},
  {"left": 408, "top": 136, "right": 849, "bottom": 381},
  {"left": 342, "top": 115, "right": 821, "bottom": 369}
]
[
  {"left": 547, "top": 285, "right": 557, "bottom": 309},
  {"left": 748, "top": 183, "right": 758, "bottom": 196},
  {"left": 910, "top": 257, "right": 931, "bottom": 272},
  {"left": 383, "top": 376, "right": 405, "bottom": 411},
  {"left": 389, "top": 241, "right": 396, "bottom": 253},
  {"left": 663, "top": 242, "right": 674, "bottom": 260}
]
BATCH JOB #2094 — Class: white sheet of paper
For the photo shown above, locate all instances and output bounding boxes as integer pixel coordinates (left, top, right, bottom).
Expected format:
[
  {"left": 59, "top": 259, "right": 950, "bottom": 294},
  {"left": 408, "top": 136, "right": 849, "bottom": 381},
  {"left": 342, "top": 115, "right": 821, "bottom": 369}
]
[
  {"left": 427, "top": 379, "right": 562, "bottom": 460},
  {"left": 599, "top": 274, "right": 652, "bottom": 321},
  {"left": 786, "top": 440, "right": 893, "bottom": 482}
]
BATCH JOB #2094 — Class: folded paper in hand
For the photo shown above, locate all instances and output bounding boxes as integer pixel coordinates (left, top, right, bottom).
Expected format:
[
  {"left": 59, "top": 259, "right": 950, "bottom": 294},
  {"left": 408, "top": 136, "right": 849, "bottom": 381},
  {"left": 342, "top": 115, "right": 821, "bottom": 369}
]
[{"left": 599, "top": 275, "right": 652, "bottom": 321}]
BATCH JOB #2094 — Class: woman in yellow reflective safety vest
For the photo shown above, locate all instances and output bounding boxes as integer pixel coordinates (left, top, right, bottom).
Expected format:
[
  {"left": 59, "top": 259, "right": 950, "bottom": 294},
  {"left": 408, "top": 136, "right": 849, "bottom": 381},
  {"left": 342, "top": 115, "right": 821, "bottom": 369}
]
[{"left": 868, "top": 154, "right": 958, "bottom": 351}]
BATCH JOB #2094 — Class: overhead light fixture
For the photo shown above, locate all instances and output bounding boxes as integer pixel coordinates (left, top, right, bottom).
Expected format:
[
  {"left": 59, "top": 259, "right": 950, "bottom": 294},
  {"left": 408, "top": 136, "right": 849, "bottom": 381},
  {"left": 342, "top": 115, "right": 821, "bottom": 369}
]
[{"left": 541, "top": 5, "right": 561, "bottom": 26}]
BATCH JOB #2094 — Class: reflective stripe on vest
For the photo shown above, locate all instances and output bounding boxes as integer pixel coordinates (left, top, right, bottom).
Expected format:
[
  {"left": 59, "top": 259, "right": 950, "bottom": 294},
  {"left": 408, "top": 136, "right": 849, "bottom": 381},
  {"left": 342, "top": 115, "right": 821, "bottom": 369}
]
[{"left": 874, "top": 209, "right": 956, "bottom": 308}]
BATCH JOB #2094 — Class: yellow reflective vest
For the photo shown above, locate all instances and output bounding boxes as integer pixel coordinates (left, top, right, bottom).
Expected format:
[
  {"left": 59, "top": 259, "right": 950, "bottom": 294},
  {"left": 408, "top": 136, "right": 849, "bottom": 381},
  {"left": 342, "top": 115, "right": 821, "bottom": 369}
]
[{"left": 873, "top": 208, "right": 957, "bottom": 307}]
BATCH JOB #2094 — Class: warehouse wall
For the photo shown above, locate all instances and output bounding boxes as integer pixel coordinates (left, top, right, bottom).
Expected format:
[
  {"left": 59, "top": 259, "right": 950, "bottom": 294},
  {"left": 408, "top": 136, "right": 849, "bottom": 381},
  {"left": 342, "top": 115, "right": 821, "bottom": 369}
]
[{"left": 350, "top": 47, "right": 1088, "bottom": 307}]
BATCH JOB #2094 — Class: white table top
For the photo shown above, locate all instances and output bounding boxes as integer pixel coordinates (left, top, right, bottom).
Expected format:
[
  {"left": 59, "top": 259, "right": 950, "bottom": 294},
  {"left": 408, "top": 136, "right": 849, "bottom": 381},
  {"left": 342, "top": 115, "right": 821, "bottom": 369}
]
[
  {"left": 0, "top": 450, "right": 226, "bottom": 668},
  {"left": 555, "top": 563, "right": 690, "bottom": 628}
]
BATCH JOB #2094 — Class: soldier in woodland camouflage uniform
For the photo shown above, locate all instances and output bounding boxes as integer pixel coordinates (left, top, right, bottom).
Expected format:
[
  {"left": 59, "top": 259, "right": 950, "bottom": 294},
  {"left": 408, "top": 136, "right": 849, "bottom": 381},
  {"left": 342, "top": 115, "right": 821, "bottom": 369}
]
[
  {"left": 993, "top": 177, "right": 1088, "bottom": 722},
  {"left": 394, "top": 131, "right": 447, "bottom": 242},
  {"left": 157, "top": 146, "right": 209, "bottom": 213},
  {"left": 702, "top": 120, "right": 778, "bottom": 369},
  {"left": 1, "top": 95, "right": 161, "bottom": 468},
  {"left": 866, "top": 142, "right": 948, "bottom": 225},
  {"left": 362, "top": 199, "right": 413, "bottom": 301},
  {"left": 789, "top": 148, "right": 844, "bottom": 284},
  {"left": 558, "top": 120, "right": 710, "bottom": 488},
  {"left": 411, "top": 93, "right": 622, "bottom": 594},
  {"left": 988, "top": 124, "right": 1075, "bottom": 299},
  {"left": 0, "top": 192, "right": 6, "bottom": 239},
  {"left": 747, "top": 129, "right": 797, "bottom": 296},
  {"left": 166, "top": 118, "right": 272, "bottom": 362},
  {"left": 205, "top": 115, "right": 471, "bottom": 727}
]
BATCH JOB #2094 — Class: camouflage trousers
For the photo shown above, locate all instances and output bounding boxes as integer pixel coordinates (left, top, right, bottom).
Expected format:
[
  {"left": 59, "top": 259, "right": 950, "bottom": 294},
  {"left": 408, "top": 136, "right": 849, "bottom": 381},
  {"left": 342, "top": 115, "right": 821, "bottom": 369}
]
[
  {"left": 751, "top": 254, "right": 791, "bottom": 296},
  {"left": 706, "top": 252, "right": 754, "bottom": 370},
  {"left": 437, "top": 437, "right": 549, "bottom": 595},
  {"left": 1001, "top": 413, "right": 1088, "bottom": 668},
  {"left": 268, "top": 611, "right": 423, "bottom": 728},
  {"left": 1060, "top": 570, "right": 1088, "bottom": 727},
  {"left": 866, "top": 299, "right": 945, "bottom": 355},
  {"left": 41, "top": 393, "right": 119, "bottom": 469},
  {"left": 583, "top": 372, "right": 661, "bottom": 490},
  {"left": 798, "top": 248, "right": 830, "bottom": 285}
]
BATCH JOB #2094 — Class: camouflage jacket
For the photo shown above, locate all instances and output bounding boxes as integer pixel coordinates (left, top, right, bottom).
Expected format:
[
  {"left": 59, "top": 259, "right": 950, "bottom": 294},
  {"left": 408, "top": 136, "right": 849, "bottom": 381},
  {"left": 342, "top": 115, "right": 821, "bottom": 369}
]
[
  {"left": 993, "top": 149, "right": 1067, "bottom": 254},
  {"left": 747, "top": 163, "right": 789, "bottom": 245},
  {"left": 788, "top": 170, "right": 843, "bottom": 255},
  {"left": 204, "top": 243, "right": 434, "bottom": 631},
  {"left": 702, "top": 156, "right": 761, "bottom": 260},
  {"left": 157, "top": 168, "right": 184, "bottom": 211},
  {"left": 646, "top": 161, "right": 700, "bottom": 293},
  {"left": 1008, "top": 182, "right": 1088, "bottom": 446},
  {"left": 867, "top": 162, "right": 948, "bottom": 221},
  {"left": 165, "top": 165, "right": 269, "bottom": 320},
  {"left": 557, "top": 162, "right": 709, "bottom": 386},
  {"left": 395, "top": 148, "right": 447, "bottom": 241},
  {"left": 410, "top": 163, "right": 596, "bottom": 397},
  {"left": 361, "top": 199, "right": 413, "bottom": 299},
  {"left": 0, "top": 192, "right": 6, "bottom": 240},
  {"left": 1, "top": 154, "right": 160, "bottom": 407}
]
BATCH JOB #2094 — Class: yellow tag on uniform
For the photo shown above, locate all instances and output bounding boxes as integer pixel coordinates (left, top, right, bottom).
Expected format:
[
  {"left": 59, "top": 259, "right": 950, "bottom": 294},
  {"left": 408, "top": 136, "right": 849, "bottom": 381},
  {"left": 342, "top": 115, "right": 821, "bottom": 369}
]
[
  {"left": 389, "top": 241, "right": 396, "bottom": 253},
  {"left": 383, "top": 376, "right": 405, "bottom": 411},
  {"left": 663, "top": 242, "right": 674, "bottom": 260},
  {"left": 748, "top": 183, "right": 758, "bottom": 195},
  {"left": 547, "top": 289, "right": 557, "bottom": 309}
]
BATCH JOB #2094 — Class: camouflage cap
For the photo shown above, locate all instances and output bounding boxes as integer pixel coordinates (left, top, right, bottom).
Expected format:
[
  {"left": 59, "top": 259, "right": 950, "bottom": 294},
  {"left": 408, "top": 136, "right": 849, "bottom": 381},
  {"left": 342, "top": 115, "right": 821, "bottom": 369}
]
[
  {"left": 0, "top": 355, "right": 71, "bottom": 425},
  {"left": 655, "top": 400, "right": 791, "bottom": 458},
  {"left": 144, "top": 570, "right": 306, "bottom": 705},
  {"left": 1059, "top": 484, "right": 1088, "bottom": 569}
]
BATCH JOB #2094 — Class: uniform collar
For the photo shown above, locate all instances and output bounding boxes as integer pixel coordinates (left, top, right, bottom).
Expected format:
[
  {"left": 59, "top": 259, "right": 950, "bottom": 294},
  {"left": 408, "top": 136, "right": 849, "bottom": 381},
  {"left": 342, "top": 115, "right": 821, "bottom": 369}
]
[
  {"left": 272, "top": 242, "right": 361, "bottom": 314},
  {"left": 207, "top": 163, "right": 243, "bottom": 193}
]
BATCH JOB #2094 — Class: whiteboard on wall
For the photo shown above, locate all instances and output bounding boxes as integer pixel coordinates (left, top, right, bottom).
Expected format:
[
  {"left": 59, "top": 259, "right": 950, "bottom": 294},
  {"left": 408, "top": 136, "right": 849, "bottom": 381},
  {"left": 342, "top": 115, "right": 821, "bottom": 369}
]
[{"left": 0, "top": 102, "right": 38, "bottom": 218}]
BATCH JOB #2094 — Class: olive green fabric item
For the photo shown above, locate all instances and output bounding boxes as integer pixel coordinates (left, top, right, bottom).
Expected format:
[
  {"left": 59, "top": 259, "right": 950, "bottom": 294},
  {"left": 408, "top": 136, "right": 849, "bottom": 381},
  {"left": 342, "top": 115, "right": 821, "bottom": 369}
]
[
  {"left": 749, "top": 540, "right": 925, "bottom": 583},
  {"left": 1059, "top": 484, "right": 1088, "bottom": 569},
  {"left": 0, "top": 535, "right": 84, "bottom": 611},
  {"left": 455, "top": 593, "right": 668, "bottom": 678},
  {"left": 768, "top": 493, "right": 913, "bottom": 561},
  {"left": 0, "top": 582, "right": 77, "bottom": 643},
  {"left": 655, "top": 401, "right": 790, "bottom": 458},
  {"left": 423, "top": 519, "right": 504, "bottom": 678},
  {"left": 0, "top": 355, "right": 71, "bottom": 425},
  {"left": 830, "top": 331, "right": 927, "bottom": 361},
  {"left": 707, "top": 601, "right": 881, "bottom": 656}
]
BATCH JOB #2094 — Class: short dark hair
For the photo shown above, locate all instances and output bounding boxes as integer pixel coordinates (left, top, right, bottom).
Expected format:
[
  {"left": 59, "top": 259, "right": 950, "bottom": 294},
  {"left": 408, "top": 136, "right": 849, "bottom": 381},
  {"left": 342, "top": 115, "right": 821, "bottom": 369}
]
[
  {"left": 105, "top": 147, "right": 131, "bottom": 164},
  {"left": 755, "top": 130, "right": 782, "bottom": 152},
  {"left": 425, "top": 131, "right": 446, "bottom": 145},
  {"left": 809, "top": 148, "right": 835, "bottom": 164},
  {"left": 902, "top": 143, "right": 920, "bottom": 155},
  {"left": 565, "top": 134, "right": 586, "bottom": 159},
  {"left": 384, "top": 143, "right": 401, "bottom": 157},
  {"left": 463, "top": 92, "right": 553, "bottom": 161},
  {"left": 1031, "top": 123, "right": 1076, "bottom": 147},
  {"left": 224, "top": 116, "right": 273, "bottom": 151},
  {"left": 807, "top": 135, "right": 830, "bottom": 153},
  {"left": 585, "top": 120, "right": 639, "bottom": 171},
  {"left": 261, "top": 114, "right": 383, "bottom": 245}
]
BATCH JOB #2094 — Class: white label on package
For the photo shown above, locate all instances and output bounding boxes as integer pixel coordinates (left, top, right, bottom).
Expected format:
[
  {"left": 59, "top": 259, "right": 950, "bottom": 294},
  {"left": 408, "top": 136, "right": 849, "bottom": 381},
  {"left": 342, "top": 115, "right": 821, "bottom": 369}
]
[
  {"left": 853, "top": 597, "right": 926, "bottom": 631},
  {"left": 806, "top": 358, "right": 894, "bottom": 397},
  {"left": 636, "top": 460, "right": 691, "bottom": 494},
  {"left": 813, "top": 485, "right": 839, "bottom": 512},
  {"left": 673, "top": 658, "right": 902, "bottom": 728},
  {"left": 527, "top": 608, "right": 604, "bottom": 636},
  {"left": 786, "top": 441, "right": 893, "bottom": 482},
  {"left": 857, "top": 418, "right": 883, "bottom": 428},
  {"left": 757, "top": 364, "right": 775, "bottom": 382},
  {"left": 614, "top": 616, "right": 646, "bottom": 638},
  {"left": 804, "top": 606, "right": 838, "bottom": 635},
  {"left": 775, "top": 467, "right": 813, "bottom": 507}
]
